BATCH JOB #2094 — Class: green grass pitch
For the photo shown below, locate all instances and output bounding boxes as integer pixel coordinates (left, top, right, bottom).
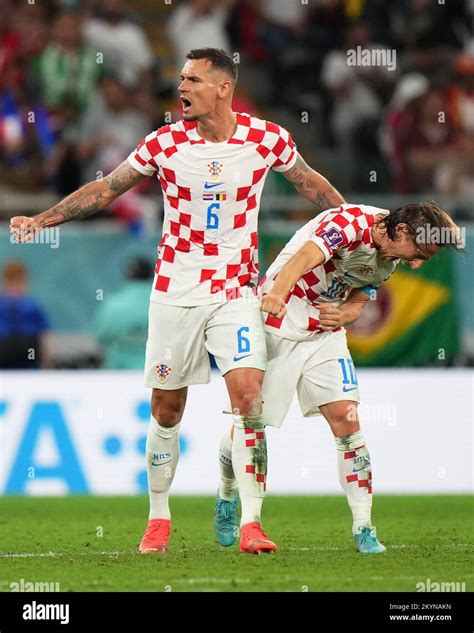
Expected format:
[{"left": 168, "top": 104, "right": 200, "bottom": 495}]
[{"left": 0, "top": 495, "right": 472, "bottom": 592}]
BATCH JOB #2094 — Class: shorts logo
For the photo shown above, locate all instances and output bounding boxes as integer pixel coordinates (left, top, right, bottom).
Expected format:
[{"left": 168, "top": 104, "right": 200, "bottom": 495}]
[
  {"left": 207, "top": 161, "right": 224, "bottom": 180},
  {"left": 321, "top": 227, "right": 344, "bottom": 248},
  {"left": 156, "top": 363, "right": 172, "bottom": 383}
]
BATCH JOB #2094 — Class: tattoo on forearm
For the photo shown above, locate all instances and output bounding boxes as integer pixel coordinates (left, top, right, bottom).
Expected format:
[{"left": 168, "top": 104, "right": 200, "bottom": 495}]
[
  {"left": 314, "top": 191, "right": 331, "bottom": 211},
  {"left": 36, "top": 184, "right": 107, "bottom": 227},
  {"left": 36, "top": 162, "right": 146, "bottom": 227}
]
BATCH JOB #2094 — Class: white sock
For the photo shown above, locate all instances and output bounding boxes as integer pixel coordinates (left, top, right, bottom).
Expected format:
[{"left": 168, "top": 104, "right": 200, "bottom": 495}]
[
  {"left": 146, "top": 416, "right": 180, "bottom": 520},
  {"left": 232, "top": 414, "right": 267, "bottom": 526},
  {"left": 335, "top": 430, "right": 372, "bottom": 534},
  {"left": 218, "top": 427, "right": 238, "bottom": 501}
]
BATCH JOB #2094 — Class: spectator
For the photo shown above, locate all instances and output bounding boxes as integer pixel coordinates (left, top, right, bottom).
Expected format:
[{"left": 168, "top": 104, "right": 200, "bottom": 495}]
[
  {"left": 321, "top": 51, "right": 381, "bottom": 148},
  {"left": 0, "top": 261, "right": 51, "bottom": 369},
  {"left": 168, "top": 0, "right": 233, "bottom": 65},
  {"left": 94, "top": 257, "right": 153, "bottom": 369},
  {"left": 30, "top": 10, "right": 105, "bottom": 122},
  {"left": 84, "top": 0, "right": 154, "bottom": 89},
  {"left": 76, "top": 75, "right": 156, "bottom": 229},
  {"left": 388, "top": 82, "right": 463, "bottom": 193},
  {"left": 77, "top": 75, "right": 150, "bottom": 183}
]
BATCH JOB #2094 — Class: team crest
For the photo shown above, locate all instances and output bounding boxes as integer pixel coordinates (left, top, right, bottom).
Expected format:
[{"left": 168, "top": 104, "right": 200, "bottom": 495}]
[
  {"left": 358, "top": 265, "right": 374, "bottom": 275},
  {"left": 207, "top": 161, "right": 224, "bottom": 180},
  {"left": 156, "top": 363, "right": 172, "bottom": 383}
]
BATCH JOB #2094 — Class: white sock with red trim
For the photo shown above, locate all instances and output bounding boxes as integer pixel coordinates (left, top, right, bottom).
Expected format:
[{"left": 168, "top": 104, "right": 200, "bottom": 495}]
[
  {"left": 146, "top": 417, "right": 180, "bottom": 520},
  {"left": 218, "top": 427, "right": 238, "bottom": 501},
  {"left": 335, "top": 430, "right": 372, "bottom": 534},
  {"left": 231, "top": 414, "right": 267, "bottom": 526}
]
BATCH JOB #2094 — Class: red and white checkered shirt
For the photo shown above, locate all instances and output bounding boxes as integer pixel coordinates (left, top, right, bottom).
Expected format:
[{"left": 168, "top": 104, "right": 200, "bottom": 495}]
[
  {"left": 127, "top": 113, "right": 297, "bottom": 305},
  {"left": 260, "top": 204, "right": 398, "bottom": 341}
]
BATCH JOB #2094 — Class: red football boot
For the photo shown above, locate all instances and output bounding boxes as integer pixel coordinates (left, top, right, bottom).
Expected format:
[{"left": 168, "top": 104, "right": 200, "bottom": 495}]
[
  {"left": 240, "top": 522, "right": 277, "bottom": 554},
  {"left": 138, "top": 519, "right": 171, "bottom": 554}
]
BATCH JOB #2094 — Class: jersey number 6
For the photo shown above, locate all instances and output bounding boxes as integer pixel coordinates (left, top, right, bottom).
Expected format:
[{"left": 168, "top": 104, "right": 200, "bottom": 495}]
[{"left": 206, "top": 203, "right": 220, "bottom": 230}]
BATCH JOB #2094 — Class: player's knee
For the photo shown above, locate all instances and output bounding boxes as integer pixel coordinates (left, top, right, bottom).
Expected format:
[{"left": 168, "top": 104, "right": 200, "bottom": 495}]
[
  {"left": 326, "top": 402, "right": 360, "bottom": 435},
  {"left": 235, "top": 389, "right": 262, "bottom": 417},
  {"left": 151, "top": 392, "right": 184, "bottom": 427}
]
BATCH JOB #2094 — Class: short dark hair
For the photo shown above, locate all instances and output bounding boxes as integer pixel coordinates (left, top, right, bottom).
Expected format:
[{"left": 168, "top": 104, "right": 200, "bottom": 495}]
[
  {"left": 378, "top": 201, "right": 464, "bottom": 252},
  {"left": 186, "top": 48, "right": 238, "bottom": 83}
]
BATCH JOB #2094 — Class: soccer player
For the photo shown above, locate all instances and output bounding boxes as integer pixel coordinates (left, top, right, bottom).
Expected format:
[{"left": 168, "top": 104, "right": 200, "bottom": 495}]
[
  {"left": 10, "top": 48, "right": 345, "bottom": 554},
  {"left": 215, "top": 201, "right": 462, "bottom": 553}
]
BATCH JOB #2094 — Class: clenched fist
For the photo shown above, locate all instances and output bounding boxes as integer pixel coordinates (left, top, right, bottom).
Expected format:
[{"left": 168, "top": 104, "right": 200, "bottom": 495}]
[
  {"left": 10, "top": 216, "right": 41, "bottom": 243},
  {"left": 260, "top": 293, "right": 287, "bottom": 319},
  {"left": 318, "top": 302, "right": 342, "bottom": 331}
]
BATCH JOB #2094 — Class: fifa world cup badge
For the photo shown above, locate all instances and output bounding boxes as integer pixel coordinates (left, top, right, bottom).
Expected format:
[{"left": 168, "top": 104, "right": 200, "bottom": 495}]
[{"left": 156, "top": 364, "right": 172, "bottom": 383}]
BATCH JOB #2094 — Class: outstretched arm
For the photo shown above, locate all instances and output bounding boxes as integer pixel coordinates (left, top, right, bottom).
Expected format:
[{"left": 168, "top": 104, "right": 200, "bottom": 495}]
[
  {"left": 10, "top": 161, "right": 148, "bottom": 240},
  {"left": 283, "top": 153, "right": 345, "bottom": 211}
]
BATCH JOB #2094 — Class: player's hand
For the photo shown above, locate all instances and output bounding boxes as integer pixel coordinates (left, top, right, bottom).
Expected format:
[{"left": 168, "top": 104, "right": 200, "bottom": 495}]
[
  {"left": 317, "top": 302, "right": 342, "bottom": 331},
  {"left": 9, "top": 216, "right": 41, "bottom": 243},
  {"left": 260, "top": 293, "right": 287, "bottom": 319}
]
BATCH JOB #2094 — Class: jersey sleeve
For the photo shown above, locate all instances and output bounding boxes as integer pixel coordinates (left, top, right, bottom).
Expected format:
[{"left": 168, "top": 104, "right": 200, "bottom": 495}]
[
  {"left": 263, "top": 122, "right": 297, "bottom": 173},
  {"left": 127, "top": 130, "right": 160, "bottom": 176},
  {"left": 310, "top": 206, "right": 369, "bottom": 261}
]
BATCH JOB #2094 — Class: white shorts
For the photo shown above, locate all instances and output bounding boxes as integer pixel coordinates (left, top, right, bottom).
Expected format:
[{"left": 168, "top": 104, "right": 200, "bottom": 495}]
[
  {"left": 144, "top": 298, "right": 267, "bottom": 389},
  {"left": 262, "top": 329, "right": 360, "bottom": 428}
]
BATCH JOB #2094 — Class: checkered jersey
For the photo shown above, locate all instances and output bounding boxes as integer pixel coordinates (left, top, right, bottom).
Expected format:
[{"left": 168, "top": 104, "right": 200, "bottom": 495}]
[
  {"left": 260, "top": 204, "right": 398, "bottom": 341},
  {"left": 127, "top": 113, "right": 297, "bottom": 305}
]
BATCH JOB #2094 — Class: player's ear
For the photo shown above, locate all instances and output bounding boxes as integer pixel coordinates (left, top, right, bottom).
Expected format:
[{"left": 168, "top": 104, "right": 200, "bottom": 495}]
[
  {"left": 395, "top": 223, "right": 409, "bottom": 239},
  {"left": 218, "top": 80, "right": 232, "bottom": 99}
]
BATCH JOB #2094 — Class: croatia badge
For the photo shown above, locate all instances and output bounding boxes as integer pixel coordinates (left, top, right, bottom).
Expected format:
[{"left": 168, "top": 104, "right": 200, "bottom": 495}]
[
  {"left": 207, "top": 160, "right": 223, "bottom": 180},
  {"left": 156, "top": 364, "right": 172, "bottom": 384}
]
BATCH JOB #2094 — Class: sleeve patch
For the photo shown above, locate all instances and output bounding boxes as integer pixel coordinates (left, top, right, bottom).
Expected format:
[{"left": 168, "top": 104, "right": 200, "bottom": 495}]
[{"left": 321, "top": 227, "right": 344, "bottom": 249}]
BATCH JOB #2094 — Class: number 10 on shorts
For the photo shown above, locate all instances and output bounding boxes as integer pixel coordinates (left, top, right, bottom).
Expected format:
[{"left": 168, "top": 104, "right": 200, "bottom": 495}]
[{"left": 338, "top": 358, "right": 358, "bottom": 386}]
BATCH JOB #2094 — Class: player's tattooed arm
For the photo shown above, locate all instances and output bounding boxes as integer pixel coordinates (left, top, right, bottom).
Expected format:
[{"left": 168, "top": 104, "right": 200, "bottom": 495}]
[
  {"left": 282, "top": 153, "right": 345, "bottom": 212},
  {"left": 10, "top": 161, "right": 148, "bottom": 238},
  {"left": 36, "top": 161, "right": 148, "bottom": 227},
  {"left": 260, "top": 241, "right": 326, "bottom": 318}
]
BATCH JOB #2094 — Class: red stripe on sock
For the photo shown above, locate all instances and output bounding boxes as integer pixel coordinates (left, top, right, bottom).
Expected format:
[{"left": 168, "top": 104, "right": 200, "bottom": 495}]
[
  {"left": 344, "top": 450, "right": 356, "bottom": 459},
  {"left": 246, "top": 465, "right": 255, "bottom": 473},
  {"left": 255, "top": 432, "right": 265, "bottom": 439},
  {"left": 244, "top": 428, "right": 255, "bottom": 434},
  {"left": 245, "top": 439, "right": 256, "bottom": 447},
  {"left": 358, "top": 479, "right": 369, "bottom": 488},
  {"left": 346, "top": 474, "right": 358, "bottom": 483}
]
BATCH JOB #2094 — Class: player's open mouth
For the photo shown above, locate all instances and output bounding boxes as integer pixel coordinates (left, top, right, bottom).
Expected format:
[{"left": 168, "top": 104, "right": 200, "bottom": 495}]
[{"left": 181, "top": 97, "right": 192, "bottom": 112}]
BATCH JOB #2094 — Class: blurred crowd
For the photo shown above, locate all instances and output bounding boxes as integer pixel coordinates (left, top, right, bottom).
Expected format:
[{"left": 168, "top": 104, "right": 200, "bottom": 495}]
[{"left": 0, "top": 0, "right": 473, "bottom": 230}]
